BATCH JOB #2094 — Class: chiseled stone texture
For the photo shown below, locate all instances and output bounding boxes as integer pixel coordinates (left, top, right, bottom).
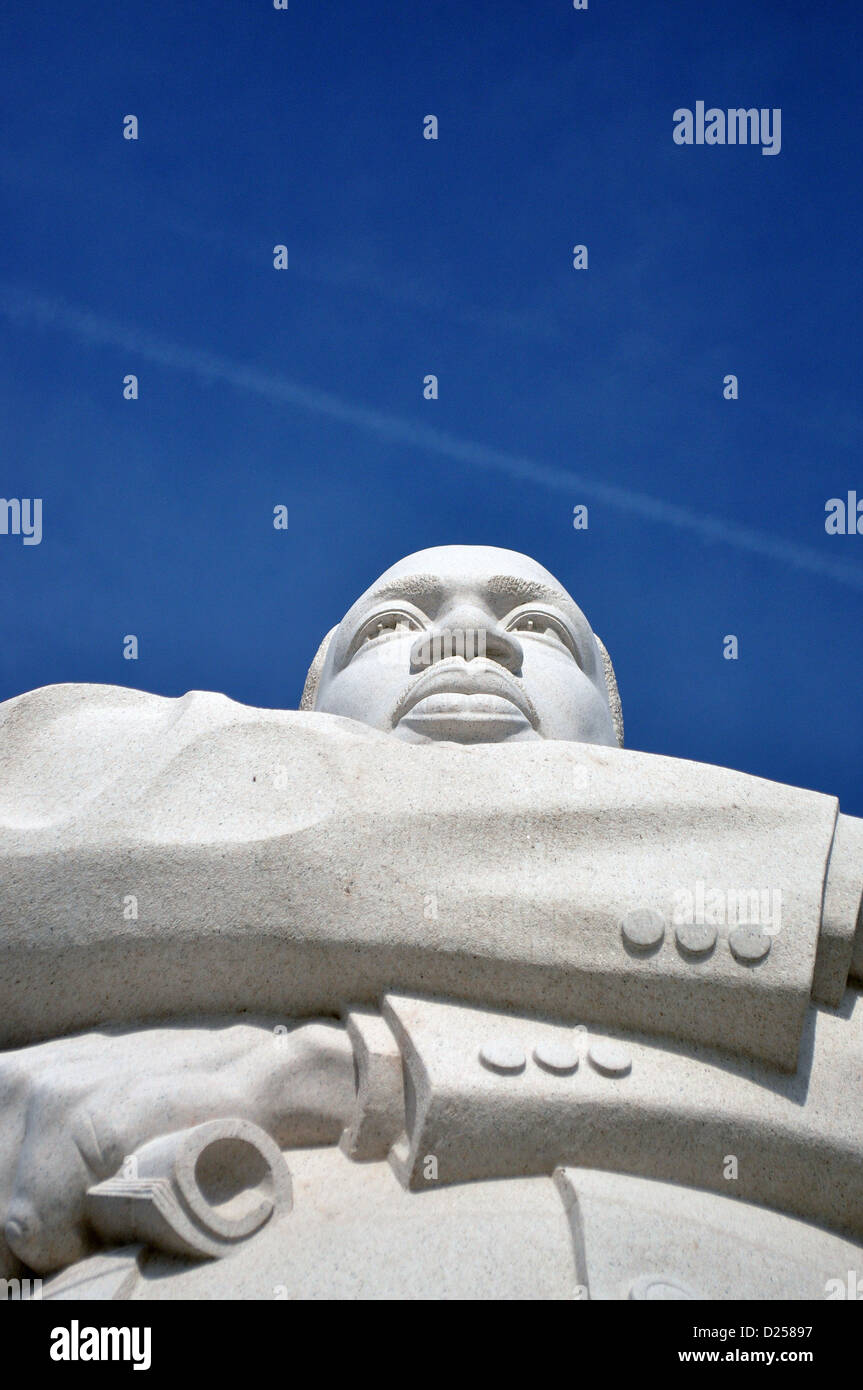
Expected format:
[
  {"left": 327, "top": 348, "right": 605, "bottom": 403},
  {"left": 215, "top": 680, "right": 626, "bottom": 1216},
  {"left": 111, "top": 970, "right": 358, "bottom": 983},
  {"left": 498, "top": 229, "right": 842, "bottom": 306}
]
[
  {"left": 41, "top": 1145, "right": 863, "bottom": 1301},
  {"left": 131, "top": 1148, "right": 580, "bottom": 1302},
  {"left": 384, "top": 992, "right": 863, "bottom": 1243},
  {"left": 0, "top": 682, "right": 843, "bottom": 1070},
  {"left": 2, "top": 540, "right": 862, "bottom": 1302},
  {"left": 554, "top": 1167, "right": 863, "bottom": 1301}
]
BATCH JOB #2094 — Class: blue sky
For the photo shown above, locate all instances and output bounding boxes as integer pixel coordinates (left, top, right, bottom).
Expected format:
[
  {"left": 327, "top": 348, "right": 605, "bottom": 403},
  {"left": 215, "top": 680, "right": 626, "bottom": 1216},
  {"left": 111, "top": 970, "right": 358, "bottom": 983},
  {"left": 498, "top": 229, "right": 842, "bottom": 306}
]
[{"left": 1, "top": 0, "right": 861, "bottom": 811}]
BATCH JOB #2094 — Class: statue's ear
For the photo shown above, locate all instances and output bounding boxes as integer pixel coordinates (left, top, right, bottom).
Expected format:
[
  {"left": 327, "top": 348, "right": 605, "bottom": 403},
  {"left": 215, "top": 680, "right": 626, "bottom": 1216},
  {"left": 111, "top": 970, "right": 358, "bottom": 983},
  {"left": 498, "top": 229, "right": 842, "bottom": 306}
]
[
  {"left": 593, "top": 634, "right": 624, "bottom": 748},
  {"left": 300, "top": 626, "right": 338, "bottom": 710}
]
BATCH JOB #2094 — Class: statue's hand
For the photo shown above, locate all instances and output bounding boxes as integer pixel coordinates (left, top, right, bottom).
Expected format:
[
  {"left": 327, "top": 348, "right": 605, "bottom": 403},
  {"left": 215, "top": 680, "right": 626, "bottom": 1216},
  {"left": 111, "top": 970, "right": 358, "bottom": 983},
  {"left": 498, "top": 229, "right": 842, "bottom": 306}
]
[{"left": 0, "top": 1019, "right": 355, "bottom": 1275}]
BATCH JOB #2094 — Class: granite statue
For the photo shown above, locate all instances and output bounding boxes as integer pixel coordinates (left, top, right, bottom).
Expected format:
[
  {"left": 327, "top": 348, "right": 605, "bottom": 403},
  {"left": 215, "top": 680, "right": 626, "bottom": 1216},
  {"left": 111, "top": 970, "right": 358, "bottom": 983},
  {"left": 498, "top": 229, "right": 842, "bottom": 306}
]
[{"left": 1, "top": 546, "right": 861, "bottom": 1300}]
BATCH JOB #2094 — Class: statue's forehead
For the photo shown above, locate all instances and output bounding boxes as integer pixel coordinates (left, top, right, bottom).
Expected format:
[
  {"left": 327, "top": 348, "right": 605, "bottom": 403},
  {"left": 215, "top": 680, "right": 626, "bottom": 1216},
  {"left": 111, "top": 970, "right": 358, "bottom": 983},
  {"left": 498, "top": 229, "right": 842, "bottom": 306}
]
[{"left": 350, "top": 546, "right": 582, "bottom": 616}]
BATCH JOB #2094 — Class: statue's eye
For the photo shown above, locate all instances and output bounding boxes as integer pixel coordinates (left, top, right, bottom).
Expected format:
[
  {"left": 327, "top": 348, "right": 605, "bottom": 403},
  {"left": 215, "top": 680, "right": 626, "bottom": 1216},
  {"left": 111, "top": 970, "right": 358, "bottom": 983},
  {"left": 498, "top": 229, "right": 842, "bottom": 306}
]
[
  {"left": 356, "top": 612, "right": 421, "bottom": 648},
  {"left": 507, "top": 612, "right": 578, "bottom": 659}
]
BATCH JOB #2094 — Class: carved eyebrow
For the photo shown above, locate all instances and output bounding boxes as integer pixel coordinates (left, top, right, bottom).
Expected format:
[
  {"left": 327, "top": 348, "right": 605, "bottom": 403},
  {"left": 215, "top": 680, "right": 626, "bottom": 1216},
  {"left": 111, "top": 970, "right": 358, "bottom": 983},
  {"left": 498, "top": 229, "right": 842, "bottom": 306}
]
[
  {"left": 358, "top": 575, "right": 445, "bottom": 607},
  {"left": 351, "top": 572, "right": 580, "bottom": 629},
  {"left": 485, "top": 575, "right": 572, "bottom": 608},
  {"left": 357, "top": 573, "right": 574, "bottom": 614}
]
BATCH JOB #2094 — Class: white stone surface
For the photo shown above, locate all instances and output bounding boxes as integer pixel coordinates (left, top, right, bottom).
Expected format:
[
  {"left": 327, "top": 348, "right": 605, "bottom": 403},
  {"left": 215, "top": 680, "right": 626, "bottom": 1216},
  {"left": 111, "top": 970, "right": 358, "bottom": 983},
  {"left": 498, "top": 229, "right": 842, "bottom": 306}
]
[
  {"left": 129, "top": 1147, "right": 582, "bottom": 1301},
  {"left": 587, "top": 1040, "right": 633, "bottom": 1077},
  {"left": 533, "top": 1040, "right": 580, "bottom": 1075},
  {"left": 555, "top": 1167, "right": 863, "bottom": 1301},
  {"left": 85, "top": 1118, "right": 292, "bottom": 1260},
  {"left": 620, "top": 908, "right": 666, "bottom": 951},
  {"left": 479, "top": 1037, "right": 527, "bottom": 1074},
  {"left": 674, "top": 920, "right": 717, "bottom": 956},
  {"left": 1, "top": 545, "right": 861, "bottom": 1299},
  {"left": 0, "top": 682, "right": 844, "bottom": 1069},
  {"left": 382, "top": 991, "right": 863, "bottom": 1244}
]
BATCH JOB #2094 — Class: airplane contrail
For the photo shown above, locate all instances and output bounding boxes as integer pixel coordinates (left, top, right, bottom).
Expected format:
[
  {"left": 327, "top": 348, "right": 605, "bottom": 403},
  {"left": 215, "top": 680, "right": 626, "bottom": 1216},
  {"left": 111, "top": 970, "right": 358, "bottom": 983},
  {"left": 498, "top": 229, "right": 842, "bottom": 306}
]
[{"left": 2, "top": 282, "right": 861, "bottom": 591}]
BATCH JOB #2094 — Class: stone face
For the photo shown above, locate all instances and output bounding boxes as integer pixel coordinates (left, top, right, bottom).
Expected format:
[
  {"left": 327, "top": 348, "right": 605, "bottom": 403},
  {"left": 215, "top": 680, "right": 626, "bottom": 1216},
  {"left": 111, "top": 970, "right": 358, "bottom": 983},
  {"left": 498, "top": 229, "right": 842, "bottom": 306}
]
[
  {"left": 0, "top": 545, "right": 861, "bottom": 1299},
  {"left": 309, "top": 545, "right": 620, "bottom": 748}
]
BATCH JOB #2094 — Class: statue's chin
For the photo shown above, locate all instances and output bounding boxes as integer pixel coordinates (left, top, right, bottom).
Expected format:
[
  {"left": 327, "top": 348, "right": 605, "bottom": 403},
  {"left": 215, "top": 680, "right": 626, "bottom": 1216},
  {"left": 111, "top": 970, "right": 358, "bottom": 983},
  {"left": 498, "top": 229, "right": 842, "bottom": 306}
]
[{"left": 392, "top": 692, "right": 540, "bottom": 744}]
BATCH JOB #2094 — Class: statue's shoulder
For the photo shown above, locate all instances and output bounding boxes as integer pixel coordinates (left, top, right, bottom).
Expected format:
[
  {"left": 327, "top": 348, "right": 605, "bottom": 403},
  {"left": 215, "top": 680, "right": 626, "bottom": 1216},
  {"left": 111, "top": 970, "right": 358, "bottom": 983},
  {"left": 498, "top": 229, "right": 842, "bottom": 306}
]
[
  {"left": 0, "top": 682, "right": 390, "bottom": 807},
  {"left": 0, "top": 682, "right": 383, "bottom": 736},
  {"left": 0, "top": 682, "right": 239, "bottom": 766},
  {"left": 1, "top": 681, "right": 192, "bottom": 728}
]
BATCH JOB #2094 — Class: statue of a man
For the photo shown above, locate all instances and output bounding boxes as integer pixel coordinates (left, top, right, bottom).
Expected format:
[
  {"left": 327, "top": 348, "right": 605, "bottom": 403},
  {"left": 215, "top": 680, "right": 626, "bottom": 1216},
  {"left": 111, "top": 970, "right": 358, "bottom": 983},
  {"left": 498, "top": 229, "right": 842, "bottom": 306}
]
[
  {"left": 305, "top": 543, "right": 621, "bottom": 747},
  {"left": 1, "top": 546, "right": 861, "bottom": 1300}
]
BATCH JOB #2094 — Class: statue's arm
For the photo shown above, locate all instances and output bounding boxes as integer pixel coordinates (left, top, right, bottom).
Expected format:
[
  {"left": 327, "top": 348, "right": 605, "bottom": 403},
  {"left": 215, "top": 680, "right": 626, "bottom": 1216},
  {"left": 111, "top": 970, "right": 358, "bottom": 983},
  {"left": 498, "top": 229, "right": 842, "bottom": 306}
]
[
  {"left": 843, "top": 814, "right": 863, "bottom": 983},
  {"left": 853, "top": 908, "right": 863, "bottom": 984},
  {"left": 837, "top": 813, "right": 863, "bottom": 983},
  {"left": 0, "top": 1018, "right": 355, "bottom": 1277},
  {"left": 813, "top": 812, "right": 863, "bottom": 1002}
]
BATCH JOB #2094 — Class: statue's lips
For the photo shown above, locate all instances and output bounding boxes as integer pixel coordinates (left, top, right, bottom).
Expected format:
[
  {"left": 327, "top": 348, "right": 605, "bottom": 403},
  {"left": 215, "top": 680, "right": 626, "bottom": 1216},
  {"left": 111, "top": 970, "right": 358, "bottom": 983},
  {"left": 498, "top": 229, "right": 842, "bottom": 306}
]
[{"left": 392, "top": 662, "right": 538, "bottom": 728}]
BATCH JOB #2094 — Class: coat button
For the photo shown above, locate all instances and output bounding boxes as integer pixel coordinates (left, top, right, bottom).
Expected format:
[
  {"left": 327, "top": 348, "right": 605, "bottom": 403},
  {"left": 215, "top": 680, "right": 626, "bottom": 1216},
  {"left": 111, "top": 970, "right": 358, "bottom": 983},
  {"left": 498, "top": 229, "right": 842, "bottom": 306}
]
[
  {"left": 479, "top": 1037, "right": 526, "bottom": 1074},
  {"left": 533, "top": 1040, "right": 580, "bottom": 1075},
  {"left": 588, "top": 1041, "right": 632, "bottom": 1077}
]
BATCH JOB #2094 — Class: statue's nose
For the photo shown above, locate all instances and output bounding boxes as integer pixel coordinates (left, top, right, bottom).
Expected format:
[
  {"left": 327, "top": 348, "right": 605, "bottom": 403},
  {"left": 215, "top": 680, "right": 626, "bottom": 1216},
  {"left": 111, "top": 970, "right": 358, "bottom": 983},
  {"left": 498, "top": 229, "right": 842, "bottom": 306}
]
[{"left": 409, "top": 608, "right": 524, "bottom": 673}]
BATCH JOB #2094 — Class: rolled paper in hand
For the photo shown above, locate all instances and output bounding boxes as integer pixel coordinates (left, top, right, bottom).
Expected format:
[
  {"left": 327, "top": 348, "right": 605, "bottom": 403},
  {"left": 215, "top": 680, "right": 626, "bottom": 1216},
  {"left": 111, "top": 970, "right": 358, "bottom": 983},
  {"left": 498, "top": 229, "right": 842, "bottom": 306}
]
[{"left": 86, "top": 1118, "right": 292, "bottom": 1260}]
